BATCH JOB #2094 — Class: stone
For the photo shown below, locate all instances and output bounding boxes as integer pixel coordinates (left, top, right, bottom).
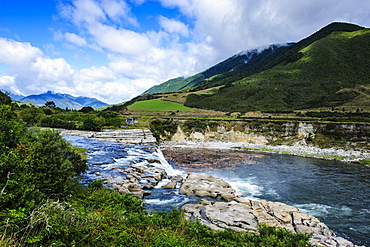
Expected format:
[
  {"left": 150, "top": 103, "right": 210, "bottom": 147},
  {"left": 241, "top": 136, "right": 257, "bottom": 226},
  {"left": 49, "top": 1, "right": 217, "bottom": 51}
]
[
  {"left": 127, "top": 183, "right": 142, "bottom": 192},
  {"left": 162, "top": 182, "right": 177, "bottom": 189},
  {"left": 171, "top": 175, "right": 184, "bottom": 183},
  {"left": 179, "top": 172, "right": 238, "bottom": 201}
]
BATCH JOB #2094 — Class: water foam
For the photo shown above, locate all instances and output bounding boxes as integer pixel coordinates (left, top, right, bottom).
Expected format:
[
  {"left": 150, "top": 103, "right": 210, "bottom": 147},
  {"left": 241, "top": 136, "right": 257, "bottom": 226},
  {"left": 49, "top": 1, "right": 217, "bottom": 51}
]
[
  {"left": 152, "top": 148, "right": 184, "bottom": 177},
  {"left": 295, "top": 203, "right": 353, "bottom": 218}
]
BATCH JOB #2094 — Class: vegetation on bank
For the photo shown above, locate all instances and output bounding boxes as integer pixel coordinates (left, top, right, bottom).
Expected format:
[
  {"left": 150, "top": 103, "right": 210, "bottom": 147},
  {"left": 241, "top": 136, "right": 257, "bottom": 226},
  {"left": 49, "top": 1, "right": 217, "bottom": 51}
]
[
  {"left": 11, "top": 99, "right": 125, "bottom": 131},
  {"left": 0, "top": 91, "right": 312, "bottom": 246}
]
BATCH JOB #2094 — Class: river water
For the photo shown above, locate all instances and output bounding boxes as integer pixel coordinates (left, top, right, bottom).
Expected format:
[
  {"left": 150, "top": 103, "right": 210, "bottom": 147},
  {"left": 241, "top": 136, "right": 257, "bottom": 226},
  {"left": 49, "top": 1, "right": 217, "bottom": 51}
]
[{"left": 64, "top": 135, "right": 370, "bottom": 246}]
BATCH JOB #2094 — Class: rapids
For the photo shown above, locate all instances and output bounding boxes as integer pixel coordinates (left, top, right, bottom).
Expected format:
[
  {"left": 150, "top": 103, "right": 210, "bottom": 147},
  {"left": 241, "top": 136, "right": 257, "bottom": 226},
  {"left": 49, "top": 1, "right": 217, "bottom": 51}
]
[{"left": 64, "top": 135, "right": 370, "bottom": 246}]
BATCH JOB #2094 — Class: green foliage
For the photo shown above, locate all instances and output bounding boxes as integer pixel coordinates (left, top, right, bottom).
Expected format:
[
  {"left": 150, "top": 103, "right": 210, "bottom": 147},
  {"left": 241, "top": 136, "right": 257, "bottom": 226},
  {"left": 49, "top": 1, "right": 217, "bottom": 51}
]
[
  {"left": 186, "top": 28, "right": 370, "bottom": 112},
  {"left": 0, "top": 105, "right": 26, "bottom": 152},
  {"left": 81, "top": 118, "right": 101, "bottom": 131},
  {"left": 44, "top": 101, "right": 56, "bottom": 109},
  {"left": 0, "top": 91, "right": 12, "bottom": 105},
  {"left": 142, "top": 76, "right": 186, "bottom": 95},
  {"left": 0, "top": 129, "right": 87, "bottom": 210},
  {"left": 18, "top": 107, "right": 46, "bottom": 126},
  {"left": 79, "top": 106, "right": 95, "bottom": 113},
  {"left": 41, "top": 115, "right": 77, "bottom": 129},
  {"left": 150, "top": 119, "right": 178, "bottom": 142},
  {"left": 183, "top": 120, "right": 208, "bottom": 133}
]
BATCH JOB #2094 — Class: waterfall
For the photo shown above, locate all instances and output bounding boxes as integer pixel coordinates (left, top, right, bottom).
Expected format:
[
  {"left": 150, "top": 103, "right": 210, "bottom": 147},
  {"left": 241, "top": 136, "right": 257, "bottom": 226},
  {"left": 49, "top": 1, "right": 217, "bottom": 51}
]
[{"left": 153, "top": 148, "right": 182, "bottom": 177}]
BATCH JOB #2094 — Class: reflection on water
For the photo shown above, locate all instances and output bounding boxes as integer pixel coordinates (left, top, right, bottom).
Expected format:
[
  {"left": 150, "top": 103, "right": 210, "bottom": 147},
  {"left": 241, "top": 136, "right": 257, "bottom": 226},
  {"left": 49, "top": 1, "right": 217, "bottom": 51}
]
[{"left": 65, "top": 135, "right": 370, "bottom": 246}]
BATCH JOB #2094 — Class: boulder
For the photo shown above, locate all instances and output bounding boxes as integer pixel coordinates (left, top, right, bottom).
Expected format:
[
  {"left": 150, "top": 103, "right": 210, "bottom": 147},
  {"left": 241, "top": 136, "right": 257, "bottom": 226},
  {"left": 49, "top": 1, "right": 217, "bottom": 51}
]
[
  {"left": 179, "top": 172, "right": 239, "bottom": 201},
  {"left": 162, "top": 182, "right": 177, "bottom": 189}
]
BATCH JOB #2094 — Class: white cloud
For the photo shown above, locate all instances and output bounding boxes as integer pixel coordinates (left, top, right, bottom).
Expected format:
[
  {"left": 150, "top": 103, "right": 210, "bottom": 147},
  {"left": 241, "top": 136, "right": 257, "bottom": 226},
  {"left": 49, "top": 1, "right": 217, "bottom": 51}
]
[
  {"left": 0, "top": 76, "right": 20, "bottom": 94},
  {"left": 158, "top": 0, "right": 370, "bottom": 57},
  {"left": 88, "top": 23, "right": 152, "bottom": 56},
  {"left": 101, "top": 0, "right": 138, "bottom": 26},
  {"left": 159, "top": 16, "right": 189, "bottom": 37},
  {"left": 68, "top": 0, "right": 106, "bottom": 25},
  {"left": 64, "top": 32, "right": 87, "bottom": 47},
  {"left": 0, "top": 38, "right": 42, "bottom": 67}
]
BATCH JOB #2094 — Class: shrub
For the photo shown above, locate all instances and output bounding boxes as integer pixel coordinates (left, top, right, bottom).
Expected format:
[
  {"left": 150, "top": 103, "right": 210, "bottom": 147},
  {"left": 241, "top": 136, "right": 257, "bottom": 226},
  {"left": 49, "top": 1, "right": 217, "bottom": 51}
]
[{"left": 149, "top": 119, "right": 178, "bottom": 142}]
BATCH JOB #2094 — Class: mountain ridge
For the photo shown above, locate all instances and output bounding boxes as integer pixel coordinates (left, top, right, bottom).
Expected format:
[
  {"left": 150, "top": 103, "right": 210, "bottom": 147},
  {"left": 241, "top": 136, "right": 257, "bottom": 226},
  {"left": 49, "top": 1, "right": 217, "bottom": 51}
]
[
  {"left": 139, "top": 22, "right": 370, "bottom": 112},
  {"left": 12, "top": 91, "right": 109, "bottom": 109}
]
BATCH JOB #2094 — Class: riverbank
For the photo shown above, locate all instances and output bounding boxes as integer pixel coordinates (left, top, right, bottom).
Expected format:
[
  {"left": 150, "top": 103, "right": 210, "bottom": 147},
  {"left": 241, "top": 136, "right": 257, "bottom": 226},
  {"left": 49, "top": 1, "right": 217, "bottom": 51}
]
[
  {"left": 61, "top": 130, "right": 366, "bottom": 246},
  {"left": 160, "top": 140, "right": 370, "bottom": 164}
]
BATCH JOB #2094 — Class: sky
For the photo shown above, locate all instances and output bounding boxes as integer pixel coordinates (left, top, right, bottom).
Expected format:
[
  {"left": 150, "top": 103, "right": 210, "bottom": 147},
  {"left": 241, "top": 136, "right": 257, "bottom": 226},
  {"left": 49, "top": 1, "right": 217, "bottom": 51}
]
[{"left": 0, "top": 0, "right": 370, "bottom": 104}]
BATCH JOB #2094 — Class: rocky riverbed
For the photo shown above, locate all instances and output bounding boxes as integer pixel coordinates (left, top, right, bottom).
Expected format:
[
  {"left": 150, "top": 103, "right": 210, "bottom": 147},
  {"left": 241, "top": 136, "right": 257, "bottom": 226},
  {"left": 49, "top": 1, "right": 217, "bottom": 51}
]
[
  {"left": 160, "top": 140, "right": 370, "bottom": 163},
  {"left": 59, "top": 129, "right": 364, "bottom": 246},
  {"left": 162, "top": 149, "right": 261, "bottom": 171}
]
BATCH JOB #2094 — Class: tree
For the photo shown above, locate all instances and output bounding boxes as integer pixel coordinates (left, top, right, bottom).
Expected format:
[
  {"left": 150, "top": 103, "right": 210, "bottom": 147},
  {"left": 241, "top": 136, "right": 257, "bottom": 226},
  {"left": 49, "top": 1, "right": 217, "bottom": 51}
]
[
  {"left": 19, "top": 107, "right": 46, "bottom": 126},
  {"left": 81, "top": 118, "right": 101, "bottom": 131},
  {"left": 0, "top": 105, "right": 25, "bottom": 152},
  {"left": 79, "top": 106, "right": 95, "bottom": 113},
  {"left": 0, "top": 101, "right": 88, "bottom": 210},
  {"left": 0, "top": 91, "right": 12, "bottom": 105},
  {"left": 44, "top": 101, "right": 56, "bottom": 109},
  {"left": 1, "top": 128, "right": 88, "bottom": 210}
]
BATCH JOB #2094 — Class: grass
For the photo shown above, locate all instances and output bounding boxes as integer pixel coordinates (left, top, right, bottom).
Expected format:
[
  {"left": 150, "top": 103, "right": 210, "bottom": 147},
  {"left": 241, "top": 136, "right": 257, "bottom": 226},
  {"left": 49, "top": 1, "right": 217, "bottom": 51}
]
[{"left": 128, "top": 99, "right": 196, "bottom": 111}]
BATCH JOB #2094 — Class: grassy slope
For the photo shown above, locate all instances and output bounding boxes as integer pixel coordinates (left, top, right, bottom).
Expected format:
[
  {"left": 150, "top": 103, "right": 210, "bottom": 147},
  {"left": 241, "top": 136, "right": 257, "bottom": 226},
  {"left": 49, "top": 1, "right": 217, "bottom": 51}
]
[
  {"left": 185, "top": 28, "right": 370, "bottom": 112},
  {"left": 127, "top": 99, "right": 195, "bottom": 111}
]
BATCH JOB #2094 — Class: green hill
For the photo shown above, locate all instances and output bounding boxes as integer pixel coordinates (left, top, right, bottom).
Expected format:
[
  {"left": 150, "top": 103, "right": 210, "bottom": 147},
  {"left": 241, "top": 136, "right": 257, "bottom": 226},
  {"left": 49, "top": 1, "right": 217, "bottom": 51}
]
[
  {"left": 143, "top": 22, "right": 364, "bottom": 97},
  {"left": 185, "top": 26, "right": 370, "bottom": 112}
]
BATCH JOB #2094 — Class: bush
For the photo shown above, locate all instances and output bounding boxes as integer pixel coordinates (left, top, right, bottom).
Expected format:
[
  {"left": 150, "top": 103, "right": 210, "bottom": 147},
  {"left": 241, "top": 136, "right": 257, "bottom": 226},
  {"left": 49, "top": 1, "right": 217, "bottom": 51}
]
[
  {"left": 149, "top": 119, "right": 178, "bottom": 142},
  {"left": 0, "top": 128, "right": 87, "bottom": 210}
]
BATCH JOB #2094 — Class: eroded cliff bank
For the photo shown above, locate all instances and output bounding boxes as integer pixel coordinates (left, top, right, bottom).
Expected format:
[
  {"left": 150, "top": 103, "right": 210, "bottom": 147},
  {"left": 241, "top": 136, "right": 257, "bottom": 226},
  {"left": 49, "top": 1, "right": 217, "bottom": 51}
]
[{"left": 152, "top": 119, "right": 370, "bottom": 162}]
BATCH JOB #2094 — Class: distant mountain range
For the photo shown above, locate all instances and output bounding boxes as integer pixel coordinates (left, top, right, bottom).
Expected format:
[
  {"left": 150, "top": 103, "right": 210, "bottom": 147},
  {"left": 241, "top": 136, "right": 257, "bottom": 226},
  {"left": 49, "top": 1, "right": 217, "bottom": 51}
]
[
  {"left": 7, "top": 91, "right": 109, "bottom": 109},
  {"left": 142, "top": 22, "right": 370, "bottom": 112}
]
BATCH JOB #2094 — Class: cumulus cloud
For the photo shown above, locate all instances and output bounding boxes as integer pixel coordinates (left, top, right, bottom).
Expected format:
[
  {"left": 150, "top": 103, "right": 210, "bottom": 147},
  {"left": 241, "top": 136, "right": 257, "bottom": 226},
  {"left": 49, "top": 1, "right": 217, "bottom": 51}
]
[
  {"left": 0, "top": 38, "right": 126, "bottom": 103},
  {"left": 2, "top": 0, "right": 370, "bottom": 104},
  {"left": 0, "top": 38, "right": 42, "bottom": 68},
  {"left": 158, "top": 0, "right": 370, "bottom": 56},
  {"left": 89, "top": 23, "right": 152, "bottom": 56},
  {"left": 159, "top": 16, "right": 189, "bottom": 37},
  {"left": 0, "top": 76, "right": 20, "bottom": 94}
]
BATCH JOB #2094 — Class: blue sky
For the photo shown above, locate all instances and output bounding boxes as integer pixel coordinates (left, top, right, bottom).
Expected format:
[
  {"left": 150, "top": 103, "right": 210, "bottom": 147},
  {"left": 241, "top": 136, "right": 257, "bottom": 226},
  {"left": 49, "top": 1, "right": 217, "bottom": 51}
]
[{"left": 0, "top": 0, "right": 370, "bottom": 104}]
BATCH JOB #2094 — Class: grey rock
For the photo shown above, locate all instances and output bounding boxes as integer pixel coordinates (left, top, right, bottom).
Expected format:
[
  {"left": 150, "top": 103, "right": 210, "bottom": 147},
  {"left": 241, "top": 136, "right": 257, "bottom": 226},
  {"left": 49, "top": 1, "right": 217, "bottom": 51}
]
[
  {"left": 182, "top": 198, "right": 359, "bottom": 247},
  {"left": 162, "top": 182, "right": 177, "bottom": 189},
  {"left": 179, "top": 172, "right": 239, "bottom": 201}
]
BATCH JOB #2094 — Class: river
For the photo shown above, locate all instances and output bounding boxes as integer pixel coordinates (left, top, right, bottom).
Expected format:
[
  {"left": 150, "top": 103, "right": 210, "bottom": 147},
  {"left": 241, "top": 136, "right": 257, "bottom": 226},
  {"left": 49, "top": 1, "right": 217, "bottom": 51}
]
[{"left": 64, "top": 135, "right": 370, "bottom": 246}]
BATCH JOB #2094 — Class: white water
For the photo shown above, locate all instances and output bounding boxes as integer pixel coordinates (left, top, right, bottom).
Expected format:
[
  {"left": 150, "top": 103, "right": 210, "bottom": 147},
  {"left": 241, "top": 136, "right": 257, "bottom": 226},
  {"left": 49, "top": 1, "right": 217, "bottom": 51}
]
[
  {"left": 153, "top": 148, "right": 184, "bottom": 177},
  {"left": 64, "top": 135, "right": 370, "bottom": 246}
]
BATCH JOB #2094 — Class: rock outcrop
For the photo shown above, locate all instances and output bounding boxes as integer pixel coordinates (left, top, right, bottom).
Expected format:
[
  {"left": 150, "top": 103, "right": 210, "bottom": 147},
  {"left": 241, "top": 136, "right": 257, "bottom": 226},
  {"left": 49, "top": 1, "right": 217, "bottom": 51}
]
[
  {"left": 106, "top": 162, "right": 168, "bottom": 198},
  {"left": 46, "top": 128, "right": 156, "bottom": 145},
  {"left": 179, "top": 172, "right": 242, "bottom": 201},
  {"left": 168, "top": 119, "right": 370, "bottom": 149},
  {"left": 180, "top": 173, "right": 358, "bottom": 247}
]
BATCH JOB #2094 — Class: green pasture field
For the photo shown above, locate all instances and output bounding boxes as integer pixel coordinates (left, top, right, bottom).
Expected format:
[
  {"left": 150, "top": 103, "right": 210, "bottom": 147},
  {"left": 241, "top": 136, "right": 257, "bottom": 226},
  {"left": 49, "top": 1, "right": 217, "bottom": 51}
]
[{"left": 127, "top": 99, "right": 196, "bottom": 111}]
